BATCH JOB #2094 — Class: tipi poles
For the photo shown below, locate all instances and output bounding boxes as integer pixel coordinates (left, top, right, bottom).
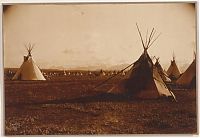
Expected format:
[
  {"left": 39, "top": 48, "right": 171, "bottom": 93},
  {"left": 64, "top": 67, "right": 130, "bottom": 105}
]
[
  {"left": 24, "top": 42, "right": 35, "bottom": 56},
  {"left": 146, "top": 28, "right": 154, "bottom": 48},
  {"left": 136, "top": 23, "right": 161, "bottom": 49},
  {"left": 147, "top": 33, "right": 162, "bottom": 49},
  {"left": 145, "top": 29, "right": 149, "bottom": 47},
  {"left": 173, "top": 51, "right": 175, "bottom": 61},
  {"left": 193, "top": 51, "right": 196, "bottom": 60},
  {"left": 136, "top": 23, "right": 145, "bottom": 49}
]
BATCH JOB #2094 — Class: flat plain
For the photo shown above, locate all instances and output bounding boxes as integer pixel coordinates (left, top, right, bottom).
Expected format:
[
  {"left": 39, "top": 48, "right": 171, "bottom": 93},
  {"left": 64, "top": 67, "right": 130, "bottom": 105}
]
[{"left": 4, "top": 73, "right": 197, "bottom": 135}]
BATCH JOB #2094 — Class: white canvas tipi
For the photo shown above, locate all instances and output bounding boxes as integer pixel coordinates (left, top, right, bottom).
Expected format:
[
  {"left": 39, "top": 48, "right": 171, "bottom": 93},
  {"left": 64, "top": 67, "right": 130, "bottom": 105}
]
[{"left": 12, "top": 44, "right": 46, "bottom": 80}]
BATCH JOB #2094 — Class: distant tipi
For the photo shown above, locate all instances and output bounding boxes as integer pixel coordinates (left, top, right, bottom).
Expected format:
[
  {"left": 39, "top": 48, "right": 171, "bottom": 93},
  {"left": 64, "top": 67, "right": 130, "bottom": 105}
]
[
  {"left": 176, "top": 58, "right": 196, "bottom": 88},
  {"left": 99, "top": 69, "right": 106, "bottom": 76},
  {"left": 12, "top": 44, "right": 46, "bottom": 80},
  {"left": 166, "top": 54, "right": 181, "bottom": 81},
  {"left": 109, "top": 24, "right": 176, "bottom": 100}
]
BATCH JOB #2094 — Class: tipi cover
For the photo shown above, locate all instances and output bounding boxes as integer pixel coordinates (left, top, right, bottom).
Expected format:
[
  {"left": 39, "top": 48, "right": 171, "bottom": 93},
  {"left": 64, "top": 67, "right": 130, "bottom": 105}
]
[
  {"left": 167, "top": 56, "right": 181, "bottom": 80},
  {"left": 12, "top": 45, "right": 46, "bottom": 80},
  {"left": 109, "top": 50, "right": 175, "bottom": 99},
  {"left": 154, "top": 58, "right": 171, "bottom": 82},
  {"left": 176, "top": 59, "right": 196, "bottom": 88}
]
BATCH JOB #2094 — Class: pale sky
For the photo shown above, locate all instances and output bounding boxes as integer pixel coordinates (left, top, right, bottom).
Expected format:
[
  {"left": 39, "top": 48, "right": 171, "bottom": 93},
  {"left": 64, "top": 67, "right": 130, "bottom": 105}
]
[{"left": 3, "top": 3, "right": 196, "bottom": 71}]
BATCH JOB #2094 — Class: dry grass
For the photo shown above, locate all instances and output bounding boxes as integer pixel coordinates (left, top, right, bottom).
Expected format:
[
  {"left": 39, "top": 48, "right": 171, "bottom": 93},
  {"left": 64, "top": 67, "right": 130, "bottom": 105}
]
[{"left": 4, "top": 77, "right": 197, "bottom": 135}]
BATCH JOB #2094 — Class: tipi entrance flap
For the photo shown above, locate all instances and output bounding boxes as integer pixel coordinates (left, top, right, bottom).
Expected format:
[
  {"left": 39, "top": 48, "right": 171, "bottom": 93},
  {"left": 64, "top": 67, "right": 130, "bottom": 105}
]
[{"left": 153, "top": 67, "right": 172, "bottom": 97}]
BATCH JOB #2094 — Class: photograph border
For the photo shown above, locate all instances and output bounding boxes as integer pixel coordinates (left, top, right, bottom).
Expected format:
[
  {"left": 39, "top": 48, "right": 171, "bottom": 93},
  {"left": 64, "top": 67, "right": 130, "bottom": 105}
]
[{"left": 0, "top": 0, "right": 199, "bottom": 136}]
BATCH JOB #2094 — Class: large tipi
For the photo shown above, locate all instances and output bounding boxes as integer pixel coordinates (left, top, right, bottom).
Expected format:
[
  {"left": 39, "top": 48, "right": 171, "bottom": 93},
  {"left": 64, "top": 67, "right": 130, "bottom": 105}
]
[
  {"left": 12, "top": 44, "right": 46, "bottom": 80},
  {"left": 109, "top": 24, "right": 176, "bottom": 100},
  {"left": 154, "top": 57, "right": 171, "bottom": 82},
  {"left": 176, "top": 58, "right": 196, "bottom": 88},
  {"left": 166, "top": 54, "right": 181, "bottom": 81}
]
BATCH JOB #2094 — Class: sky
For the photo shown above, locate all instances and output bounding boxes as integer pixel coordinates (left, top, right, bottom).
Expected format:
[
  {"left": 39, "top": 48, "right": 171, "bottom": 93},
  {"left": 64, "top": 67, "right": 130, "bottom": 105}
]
[{"left": 3, "top": 3, "right": 196, "bottom": 71}]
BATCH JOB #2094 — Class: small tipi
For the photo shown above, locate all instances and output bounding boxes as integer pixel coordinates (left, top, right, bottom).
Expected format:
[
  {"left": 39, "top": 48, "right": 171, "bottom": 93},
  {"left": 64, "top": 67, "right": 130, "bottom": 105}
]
[
  {"left": 166, "top": 54, "right": 181, "bottom": 81},
  {"left": 154, "top": 57, "right": 171, "bottom": 82},
  {"left": 109, "top": 24, "right": 176, "bottom": 100},
  {"left": 63, "top": 70, "right": 67, "bottom": 76},
  {"left": 176, "top": 58, "right": 196, "bottom": 88},
  {"left": 12, "top": 44, "right": 46, "bottom": 80},
  {"left": 99, "top": 69, "right": 106, "bottom": 76}
]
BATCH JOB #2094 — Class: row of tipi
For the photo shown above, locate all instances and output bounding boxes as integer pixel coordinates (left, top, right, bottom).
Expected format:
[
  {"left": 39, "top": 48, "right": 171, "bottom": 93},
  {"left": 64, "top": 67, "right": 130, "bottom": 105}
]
[
  {"left": 11, "top": 24, "right": 196, "bottom": 100},
  {"left": 166, "top": 53, "right": 196, "bottom": 88}
]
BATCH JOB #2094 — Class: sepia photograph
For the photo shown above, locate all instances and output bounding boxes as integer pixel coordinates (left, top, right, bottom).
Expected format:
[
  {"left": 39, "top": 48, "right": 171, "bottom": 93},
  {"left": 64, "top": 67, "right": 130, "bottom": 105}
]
[{"left": 2, "top": 1, "right": 197, "bottom": 135}]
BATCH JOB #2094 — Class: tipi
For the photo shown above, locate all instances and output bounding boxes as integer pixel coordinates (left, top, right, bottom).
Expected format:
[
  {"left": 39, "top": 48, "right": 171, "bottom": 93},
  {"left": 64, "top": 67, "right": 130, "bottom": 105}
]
[
  {"left": 99, "top": 69, "right": 106, "bottom": 76},
  {"left": 12, "top": 44, "right": 46, "bottom": 80},
  {"left": 154, "top": 57, "right": 171, "bottom": 82},
  {"left": 176, "top": 58, "right": 196, "bottom": 88},
  {"left": 109, "top": 24, "right": 176, "bottom": 100},
  {"left": 63, "top": 70, "right": 67, "bottom": 76},
  {"left": 166, "top": 54, "right": 181, "bottom": 81}
]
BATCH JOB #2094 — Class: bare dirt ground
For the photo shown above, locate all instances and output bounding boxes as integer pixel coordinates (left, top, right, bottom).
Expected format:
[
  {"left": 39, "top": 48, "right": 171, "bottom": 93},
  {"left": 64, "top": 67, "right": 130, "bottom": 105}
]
[{"left": 4, "top": 76, "right": 197, "bottom": 135}]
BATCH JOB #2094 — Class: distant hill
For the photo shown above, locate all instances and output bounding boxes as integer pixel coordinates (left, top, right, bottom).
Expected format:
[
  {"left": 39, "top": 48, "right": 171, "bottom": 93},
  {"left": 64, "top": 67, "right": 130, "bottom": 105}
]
[
  {"left": 4, "top": 62, "right": 190, "bottom": 72},
  {"left": 67, "top": 64, "right": 130, "bottom": 71},
  {"left": 46, "top": 63, "right": 130, "bottom": 71}
]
